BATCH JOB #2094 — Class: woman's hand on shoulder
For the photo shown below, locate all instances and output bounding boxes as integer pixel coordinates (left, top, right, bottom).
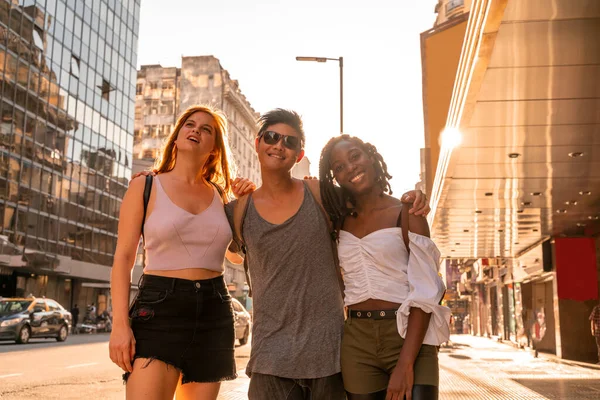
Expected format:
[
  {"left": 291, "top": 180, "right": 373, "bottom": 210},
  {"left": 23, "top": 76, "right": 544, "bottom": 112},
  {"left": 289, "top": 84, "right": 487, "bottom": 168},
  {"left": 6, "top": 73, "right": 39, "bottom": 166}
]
[
  {"left": 400, "top": 190, "right": 430, "bottom": 216},
  {"left": 231, "top": 177, "right": 256, "bottom": 198},
  {"left": 129, "top": 169, "right": 157, "bottom": 184}
]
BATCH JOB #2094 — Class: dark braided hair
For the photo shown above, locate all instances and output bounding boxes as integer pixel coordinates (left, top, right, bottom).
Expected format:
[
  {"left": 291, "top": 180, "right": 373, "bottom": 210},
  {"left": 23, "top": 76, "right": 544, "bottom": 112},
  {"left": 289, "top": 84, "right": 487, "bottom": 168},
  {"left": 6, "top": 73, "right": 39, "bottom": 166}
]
[{"left": 319, "top": 134, "right": 393, "bottom": 238}]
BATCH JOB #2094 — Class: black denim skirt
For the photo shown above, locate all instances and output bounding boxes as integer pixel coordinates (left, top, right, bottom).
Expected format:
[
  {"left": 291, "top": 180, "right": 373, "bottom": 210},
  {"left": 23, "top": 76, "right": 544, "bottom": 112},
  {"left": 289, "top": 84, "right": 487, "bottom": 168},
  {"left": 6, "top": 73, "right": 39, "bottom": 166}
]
[{"left": 126, "top": 274, "right": 236, "bottom": 384}]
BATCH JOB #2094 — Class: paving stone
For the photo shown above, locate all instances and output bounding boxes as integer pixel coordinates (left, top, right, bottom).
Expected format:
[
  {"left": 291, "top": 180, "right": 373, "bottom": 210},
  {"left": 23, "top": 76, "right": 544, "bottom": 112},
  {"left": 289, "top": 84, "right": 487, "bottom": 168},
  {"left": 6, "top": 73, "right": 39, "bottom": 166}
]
[{"left": 217, "top": 335, "right": 600, "bottom": 399}]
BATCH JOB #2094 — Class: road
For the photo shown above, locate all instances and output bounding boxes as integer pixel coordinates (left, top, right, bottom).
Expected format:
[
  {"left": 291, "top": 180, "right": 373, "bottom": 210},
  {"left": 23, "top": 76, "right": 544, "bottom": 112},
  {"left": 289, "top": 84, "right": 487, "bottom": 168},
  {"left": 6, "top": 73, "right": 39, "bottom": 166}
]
[
  {"left": 0, "top": 333, "right": 250, "bottom": 400},
  {"left": 1, "top": 334, "right": 599, "bottom": 399}
]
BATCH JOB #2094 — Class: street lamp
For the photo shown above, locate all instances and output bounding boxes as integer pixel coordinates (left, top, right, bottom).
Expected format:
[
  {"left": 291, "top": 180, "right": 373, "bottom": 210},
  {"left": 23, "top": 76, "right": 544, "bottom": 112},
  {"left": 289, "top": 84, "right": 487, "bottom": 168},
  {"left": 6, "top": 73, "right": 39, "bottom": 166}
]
[{"left": 296, "top": 56, "right": 344, "bottom": 134}]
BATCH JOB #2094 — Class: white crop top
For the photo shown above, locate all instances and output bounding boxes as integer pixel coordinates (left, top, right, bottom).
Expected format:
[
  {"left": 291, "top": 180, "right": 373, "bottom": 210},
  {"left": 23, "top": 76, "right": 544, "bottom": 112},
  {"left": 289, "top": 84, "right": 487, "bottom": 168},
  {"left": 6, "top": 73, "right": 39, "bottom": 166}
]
[{"left": 338, "top": 228, "right": 451, "bottom": 346}]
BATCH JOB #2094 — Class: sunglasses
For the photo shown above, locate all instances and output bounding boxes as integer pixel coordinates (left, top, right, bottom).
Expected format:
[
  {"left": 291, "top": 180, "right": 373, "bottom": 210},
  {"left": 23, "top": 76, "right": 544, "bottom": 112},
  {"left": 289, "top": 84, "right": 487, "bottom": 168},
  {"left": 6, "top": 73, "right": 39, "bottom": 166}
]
[{"left": 259, "top": 130, "right": 301, "bottom": 150}]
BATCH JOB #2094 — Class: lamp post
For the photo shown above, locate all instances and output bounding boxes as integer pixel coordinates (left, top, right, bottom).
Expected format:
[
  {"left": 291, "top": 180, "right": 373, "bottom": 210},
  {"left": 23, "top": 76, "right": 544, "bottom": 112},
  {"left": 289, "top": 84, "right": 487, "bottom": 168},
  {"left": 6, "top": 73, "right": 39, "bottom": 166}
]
[{"left": 296, "top": 56, "right": 344, "bottom": 134}]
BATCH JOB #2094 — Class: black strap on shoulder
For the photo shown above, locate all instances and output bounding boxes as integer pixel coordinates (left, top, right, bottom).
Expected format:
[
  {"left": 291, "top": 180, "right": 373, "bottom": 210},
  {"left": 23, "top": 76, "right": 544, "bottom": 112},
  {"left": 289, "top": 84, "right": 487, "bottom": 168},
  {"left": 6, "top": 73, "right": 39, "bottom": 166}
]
[
  {"left": 209, "top": 181, "right": 228, "bottom": 203},
  {"left": 141, "top": 175, "right": 153, "bottom": 241},
  {"left": 232, "top": 194, "right": 252, "bottom": 296},
  {"left": 396, "top": 205, "right": 410, "bottom": 254}
]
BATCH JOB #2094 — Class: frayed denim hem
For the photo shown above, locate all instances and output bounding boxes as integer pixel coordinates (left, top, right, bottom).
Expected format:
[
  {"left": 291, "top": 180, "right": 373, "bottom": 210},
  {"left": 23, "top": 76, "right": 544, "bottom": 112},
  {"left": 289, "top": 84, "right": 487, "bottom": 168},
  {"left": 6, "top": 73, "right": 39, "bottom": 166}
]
[
  {"left": 181, "top": 372, "right": 238, "bottom": 385},
  {"left": 122, "top": 355, "right": 238, "bottom": 385},
  {"left": 122, "top": 355, "right": 182, "bottom": 384}
]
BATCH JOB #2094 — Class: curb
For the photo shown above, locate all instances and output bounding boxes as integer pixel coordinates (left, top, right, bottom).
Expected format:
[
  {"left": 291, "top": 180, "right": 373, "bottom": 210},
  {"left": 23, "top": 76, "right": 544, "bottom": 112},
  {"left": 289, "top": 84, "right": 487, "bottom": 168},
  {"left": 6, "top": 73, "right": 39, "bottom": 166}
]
[
  {"left": 537, "top": 352, "right": 600, "bottom": 371},
  {"left": 480, "top": 336, "right": 600, "bottom": 371}
]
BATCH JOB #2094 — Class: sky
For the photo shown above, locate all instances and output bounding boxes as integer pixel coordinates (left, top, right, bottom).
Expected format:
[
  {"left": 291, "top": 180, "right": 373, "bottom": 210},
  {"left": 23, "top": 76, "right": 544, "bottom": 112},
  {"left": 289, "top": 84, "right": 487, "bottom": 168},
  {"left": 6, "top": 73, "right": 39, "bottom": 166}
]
[{"left": 136, "top": 0, "right": 438, "bottom": 194}]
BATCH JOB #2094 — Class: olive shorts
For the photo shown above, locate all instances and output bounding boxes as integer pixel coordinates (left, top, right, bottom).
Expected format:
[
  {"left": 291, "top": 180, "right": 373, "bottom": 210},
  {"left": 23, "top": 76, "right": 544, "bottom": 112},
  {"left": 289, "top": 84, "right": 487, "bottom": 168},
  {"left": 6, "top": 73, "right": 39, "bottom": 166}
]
[{"left": 341, "top": 316, "right": 439, "bottom": 394}]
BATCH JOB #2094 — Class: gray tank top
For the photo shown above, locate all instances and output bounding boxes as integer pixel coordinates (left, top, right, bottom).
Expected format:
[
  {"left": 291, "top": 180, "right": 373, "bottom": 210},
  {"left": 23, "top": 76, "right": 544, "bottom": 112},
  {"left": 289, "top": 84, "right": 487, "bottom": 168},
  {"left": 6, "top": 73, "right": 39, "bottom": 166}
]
[{"left": 242, "top": 182, "right": 344, "bottom": 379}]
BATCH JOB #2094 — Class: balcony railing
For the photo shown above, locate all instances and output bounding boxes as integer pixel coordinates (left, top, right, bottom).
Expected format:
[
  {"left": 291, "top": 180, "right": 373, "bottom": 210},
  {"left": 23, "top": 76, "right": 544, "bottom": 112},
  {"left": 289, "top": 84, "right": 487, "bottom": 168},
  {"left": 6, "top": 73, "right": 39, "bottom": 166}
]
[{"left": 446, "top": 0, "right": 464, "bottom": 14}]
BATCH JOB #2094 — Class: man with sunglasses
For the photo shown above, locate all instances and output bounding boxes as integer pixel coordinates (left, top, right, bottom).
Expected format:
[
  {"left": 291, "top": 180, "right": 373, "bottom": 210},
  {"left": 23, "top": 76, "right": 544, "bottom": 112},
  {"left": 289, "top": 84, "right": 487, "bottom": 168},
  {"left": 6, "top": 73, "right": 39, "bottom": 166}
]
[{"left": 226, "top": 108, "right": 430, "bottom": 400}]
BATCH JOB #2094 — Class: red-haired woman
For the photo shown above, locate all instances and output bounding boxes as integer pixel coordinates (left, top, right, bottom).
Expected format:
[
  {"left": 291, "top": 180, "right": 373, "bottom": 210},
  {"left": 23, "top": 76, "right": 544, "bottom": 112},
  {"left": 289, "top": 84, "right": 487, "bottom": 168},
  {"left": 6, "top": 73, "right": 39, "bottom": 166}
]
[{"left": 109, "top": 105, "right": 253, "bottom": 400}]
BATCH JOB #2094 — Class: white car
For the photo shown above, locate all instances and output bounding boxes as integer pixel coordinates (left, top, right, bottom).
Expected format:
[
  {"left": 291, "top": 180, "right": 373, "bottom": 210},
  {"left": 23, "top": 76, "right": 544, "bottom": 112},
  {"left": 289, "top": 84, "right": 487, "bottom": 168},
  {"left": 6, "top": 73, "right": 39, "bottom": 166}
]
[{"left": 232, "top": 298, "right": 251, "bottom": 345}]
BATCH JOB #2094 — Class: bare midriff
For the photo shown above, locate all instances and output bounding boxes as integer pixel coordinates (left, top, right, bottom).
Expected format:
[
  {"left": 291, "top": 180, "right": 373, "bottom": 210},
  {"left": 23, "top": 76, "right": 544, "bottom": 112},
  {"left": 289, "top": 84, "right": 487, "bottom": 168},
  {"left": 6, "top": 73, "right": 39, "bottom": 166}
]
[
  {"left": 144, "top": 268, "right": 222, "bottom": 281},
  {"left": 349, "top": 298, "right": 401, "bottom": 311}
]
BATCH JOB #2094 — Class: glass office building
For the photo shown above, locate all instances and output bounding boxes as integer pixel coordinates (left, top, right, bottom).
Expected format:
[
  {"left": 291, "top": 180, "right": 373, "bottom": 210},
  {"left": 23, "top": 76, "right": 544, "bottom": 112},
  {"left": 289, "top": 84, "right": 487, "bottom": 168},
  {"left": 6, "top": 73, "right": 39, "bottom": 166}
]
[{"left": 0, "top": 0, "right": 140, "bottom": 308}]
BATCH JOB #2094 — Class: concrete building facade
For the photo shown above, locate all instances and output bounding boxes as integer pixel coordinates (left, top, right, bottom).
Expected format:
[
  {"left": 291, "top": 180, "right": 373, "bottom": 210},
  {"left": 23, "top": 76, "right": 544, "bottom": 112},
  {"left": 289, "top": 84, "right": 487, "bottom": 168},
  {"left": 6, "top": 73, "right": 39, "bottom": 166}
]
[
  {"left": 133, "top": 56, "right": 261, "bottom": 186},
  {"left": 0, "top": 0, "right": 141, "bottom": 313}
]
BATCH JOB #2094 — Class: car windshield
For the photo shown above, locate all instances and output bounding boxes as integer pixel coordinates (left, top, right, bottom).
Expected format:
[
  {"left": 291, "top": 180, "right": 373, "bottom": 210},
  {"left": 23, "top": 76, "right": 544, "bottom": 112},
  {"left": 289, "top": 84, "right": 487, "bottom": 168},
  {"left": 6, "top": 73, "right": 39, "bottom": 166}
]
[{"left": 0, "top": 300, "right": 32, "bottom": 316}]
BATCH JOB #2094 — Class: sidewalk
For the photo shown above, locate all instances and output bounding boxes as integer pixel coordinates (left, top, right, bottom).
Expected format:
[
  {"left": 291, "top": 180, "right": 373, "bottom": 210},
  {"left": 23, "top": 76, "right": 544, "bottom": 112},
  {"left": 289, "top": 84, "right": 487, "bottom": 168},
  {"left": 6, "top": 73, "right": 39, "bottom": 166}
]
[
  {"left": 535, "top": 347, "right": 600, "bottom": 371},
  {"left": 218, "top": 335, "right": 600, "bottom": 399},
  {"left": 483, "top": 334, "right": 600, "bottom": 371},
  {"left": 219, "top": 343, "right": 251, "bottom": 400},
  {"left": 439, "top": 335, "right": 600, "bottom": 399},
  {"left": 219, "top": 370, "right": 250, "bottom": 400}
]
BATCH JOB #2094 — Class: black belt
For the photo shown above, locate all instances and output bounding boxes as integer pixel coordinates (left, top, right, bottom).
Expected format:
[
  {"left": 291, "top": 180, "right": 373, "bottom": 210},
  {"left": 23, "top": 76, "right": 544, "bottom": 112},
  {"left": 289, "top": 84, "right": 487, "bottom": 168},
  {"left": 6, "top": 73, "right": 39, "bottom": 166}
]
[{"left": 349, "top": 309, "right": 398, "bottom": 320}]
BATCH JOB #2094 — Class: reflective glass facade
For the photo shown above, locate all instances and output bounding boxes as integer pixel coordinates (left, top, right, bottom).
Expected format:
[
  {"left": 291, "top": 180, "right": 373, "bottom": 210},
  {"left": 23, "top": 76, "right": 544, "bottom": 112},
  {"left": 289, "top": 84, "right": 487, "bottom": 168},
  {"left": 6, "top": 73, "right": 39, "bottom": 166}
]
[{"left": 0, "top": 0, "right": 140, "bottom": 270}]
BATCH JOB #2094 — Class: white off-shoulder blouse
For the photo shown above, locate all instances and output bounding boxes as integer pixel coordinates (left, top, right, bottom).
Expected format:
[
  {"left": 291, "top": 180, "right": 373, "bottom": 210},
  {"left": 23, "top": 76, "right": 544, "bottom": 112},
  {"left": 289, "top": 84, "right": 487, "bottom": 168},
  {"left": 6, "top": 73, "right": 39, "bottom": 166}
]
[{"left": 338, "top": 228, "right": 451, "bottom": 346}]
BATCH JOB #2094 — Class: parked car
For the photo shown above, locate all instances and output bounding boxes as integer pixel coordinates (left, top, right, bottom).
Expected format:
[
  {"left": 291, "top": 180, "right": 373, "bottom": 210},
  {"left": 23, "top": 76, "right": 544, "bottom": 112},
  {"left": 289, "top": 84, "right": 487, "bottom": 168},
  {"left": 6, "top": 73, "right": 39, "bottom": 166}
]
[
  {"left": 232, "top": 298, "right": 251, "bottom": 345},
  {"left": 0, "top": 297, "right": 72, "bottom": 344}
]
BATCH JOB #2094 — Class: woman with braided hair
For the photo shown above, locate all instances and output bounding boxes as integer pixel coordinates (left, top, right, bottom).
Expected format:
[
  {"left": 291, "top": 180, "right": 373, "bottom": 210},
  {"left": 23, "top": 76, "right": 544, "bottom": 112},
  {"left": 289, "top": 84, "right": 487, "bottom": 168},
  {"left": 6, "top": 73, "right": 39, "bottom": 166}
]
[{"left": 319, "top": 135, "right": 450, "bottom": 400}]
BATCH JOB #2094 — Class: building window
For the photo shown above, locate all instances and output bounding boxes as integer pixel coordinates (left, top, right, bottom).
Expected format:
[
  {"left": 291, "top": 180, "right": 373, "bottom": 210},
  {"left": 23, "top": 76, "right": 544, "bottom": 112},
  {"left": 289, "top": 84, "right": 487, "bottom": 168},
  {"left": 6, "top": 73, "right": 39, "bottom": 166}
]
[
  {"left": 32, "top": 28, "right": 44, "bottom": 50},
  {"left": 136, "top": 83, "right": 143, "bottom": 95},
  {"left": 446, "top": 0, "right": 464, "bottom": 14},
  {"left": 98, "top": 79, "right": 115, "bottom": 101},
  {"left": 160, "top": 101, "right": 173, "bottom": 114},
  {"left": 142, "top": 149, "right": 154, "bottom": 159},
  {"left": 70, "top": 55, "right": 80, "bottom": 78}
]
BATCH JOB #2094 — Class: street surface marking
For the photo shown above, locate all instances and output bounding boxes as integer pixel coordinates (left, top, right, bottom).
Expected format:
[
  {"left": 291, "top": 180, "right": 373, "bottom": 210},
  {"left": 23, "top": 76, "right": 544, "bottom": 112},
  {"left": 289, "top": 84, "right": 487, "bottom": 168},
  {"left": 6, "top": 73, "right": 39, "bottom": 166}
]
[
  {"left": 65, "top": 363, "right": 98, "bottom": 369},
  {"left": 0, "top": 373, "right": 23, "bottom": 378}
]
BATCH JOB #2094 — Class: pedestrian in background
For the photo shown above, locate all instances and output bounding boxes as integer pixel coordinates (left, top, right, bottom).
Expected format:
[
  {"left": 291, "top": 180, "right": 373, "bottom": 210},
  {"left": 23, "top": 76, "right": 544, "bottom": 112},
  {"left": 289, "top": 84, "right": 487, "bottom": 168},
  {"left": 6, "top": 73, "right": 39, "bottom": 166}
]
[
  {"left": 109, "top": 105, "right": 253, "bottom": 400},
  {"left": 521, "top": 308, "right": 532, "bottom": 348},
  {"left": 319, "top": 134, "right": 450, "bottom": 400},
  {"left": 589, "top": 302, "right": 600, "bottom": 364},
  {"left": 71, "top": 304, "right": 79, "bottom": 335}
]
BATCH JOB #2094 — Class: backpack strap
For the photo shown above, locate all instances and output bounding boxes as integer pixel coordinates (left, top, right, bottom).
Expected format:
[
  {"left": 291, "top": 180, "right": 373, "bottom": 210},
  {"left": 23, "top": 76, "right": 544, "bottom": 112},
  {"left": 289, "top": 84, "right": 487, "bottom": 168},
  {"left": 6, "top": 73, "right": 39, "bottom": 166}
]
[
  {"left": 232, "top": 193, "right": 252, "bottom": 296},
  {"left": 141, "top": 175, "right": 153, "bottom": 242},
  {"left": 396, "top": 204, "right": 410, "bottom": 255},
  {"left": 304, "top": 179, "right": 345, "bottom": 298}
]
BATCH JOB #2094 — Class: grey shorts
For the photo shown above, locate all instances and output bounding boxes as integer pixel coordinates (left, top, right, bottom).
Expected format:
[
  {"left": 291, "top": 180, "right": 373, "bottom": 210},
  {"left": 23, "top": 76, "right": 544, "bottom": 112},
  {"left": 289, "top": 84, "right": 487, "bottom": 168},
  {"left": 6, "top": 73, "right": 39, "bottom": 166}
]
[{"left": 248, "top": 372, "right": 345, "bottom": 400}]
